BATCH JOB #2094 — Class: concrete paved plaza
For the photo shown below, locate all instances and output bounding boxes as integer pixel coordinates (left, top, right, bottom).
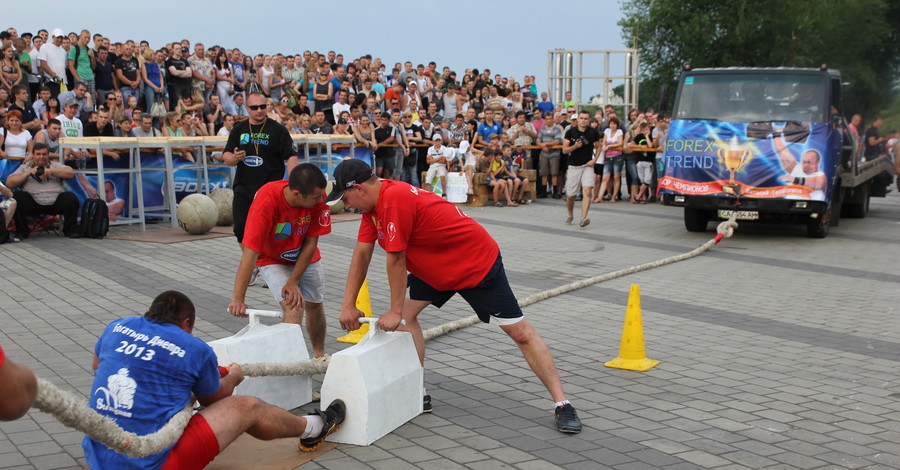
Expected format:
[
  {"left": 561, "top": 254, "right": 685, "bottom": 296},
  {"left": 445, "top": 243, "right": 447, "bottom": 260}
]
[{"left": 1, "top": 189, "right": 899, "bottom": 469}]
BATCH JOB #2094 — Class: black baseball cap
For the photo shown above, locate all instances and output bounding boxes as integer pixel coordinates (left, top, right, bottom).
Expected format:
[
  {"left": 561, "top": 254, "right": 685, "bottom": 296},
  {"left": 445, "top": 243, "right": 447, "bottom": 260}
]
[{"left": 325, "top": 159, "right": 375, "bottom": 205}]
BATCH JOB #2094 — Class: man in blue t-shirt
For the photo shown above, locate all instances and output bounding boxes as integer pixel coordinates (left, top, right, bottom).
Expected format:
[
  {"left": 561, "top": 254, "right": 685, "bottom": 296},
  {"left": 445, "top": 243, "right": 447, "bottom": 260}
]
[
  {"left": 82, "top": 290, "right": 346, "bottom": 469},
  {"left": 475, "top": 110, "right": 504, "bottom": 147},
  {"left": 537, "top": 92, "right": 555, "bottom": 117}
]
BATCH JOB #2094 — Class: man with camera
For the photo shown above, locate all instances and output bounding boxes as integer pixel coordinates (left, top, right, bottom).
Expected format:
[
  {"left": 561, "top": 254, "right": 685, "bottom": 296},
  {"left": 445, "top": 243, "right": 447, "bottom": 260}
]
[{"left": 6, "top": 143, "right": 80, "bottom": 239}]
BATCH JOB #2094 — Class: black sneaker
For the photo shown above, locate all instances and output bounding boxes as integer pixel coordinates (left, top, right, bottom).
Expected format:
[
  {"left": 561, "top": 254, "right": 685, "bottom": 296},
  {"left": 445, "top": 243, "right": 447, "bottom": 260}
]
[
  {"left": 298, "top": 399, "right": 346, "bottom": 451},
  {"left": 555, "top": 403, "right": 582, "bottom": 433},
  {"left": 423, "top": 394, "right": 432, "bottom": 413}
]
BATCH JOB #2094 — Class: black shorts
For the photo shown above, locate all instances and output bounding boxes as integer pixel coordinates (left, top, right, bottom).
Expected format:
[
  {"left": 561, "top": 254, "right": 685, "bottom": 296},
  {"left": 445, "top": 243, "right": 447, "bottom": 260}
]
[
  {"left": 408, "top": 253, "right": 523, "bottom": 324},
  {"left": 375, "top": 154, "right": 396, "bottom": 170}
]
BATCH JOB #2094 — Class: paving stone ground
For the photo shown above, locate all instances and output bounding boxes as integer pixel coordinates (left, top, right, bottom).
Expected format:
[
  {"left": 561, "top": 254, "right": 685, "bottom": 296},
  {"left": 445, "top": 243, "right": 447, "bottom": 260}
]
[{"left": 1, "top": 188, "right": 899, "bottom": 470}]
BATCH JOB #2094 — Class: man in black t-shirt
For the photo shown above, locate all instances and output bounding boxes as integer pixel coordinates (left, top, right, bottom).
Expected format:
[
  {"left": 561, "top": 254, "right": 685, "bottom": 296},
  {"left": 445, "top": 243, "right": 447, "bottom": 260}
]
[
  {"left": 562, "top": 111, "right": 601, "bottom": 227},
  {"left": 373, "top": 114, "right": 396, "bottom": 177},
  {"left": 83, "top": 107, "right": 120, "bottom": 166},
  {"left": 114, "top": 42, "right": 141, "bottom": 103},
  {"left": 222, "top": 93, "right": 297, "bottom": 242},
  {"left": 864, "top": 117, "right": 885, "bottom": 161},
  {"left": 166, "top": 46, "right": 193, "bottom": 105}
]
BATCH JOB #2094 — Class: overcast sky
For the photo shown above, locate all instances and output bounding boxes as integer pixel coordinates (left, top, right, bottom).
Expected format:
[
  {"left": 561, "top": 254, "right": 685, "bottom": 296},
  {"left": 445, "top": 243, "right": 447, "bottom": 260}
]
[{"left": 6, "top": 0, "right": 626, "bottom": 96}]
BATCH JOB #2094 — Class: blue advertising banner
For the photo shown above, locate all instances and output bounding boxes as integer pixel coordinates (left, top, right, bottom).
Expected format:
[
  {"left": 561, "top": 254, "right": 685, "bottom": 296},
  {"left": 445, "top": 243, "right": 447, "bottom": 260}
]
[{"left": 659, "top": 120, "right": 839, "bottom": 201}]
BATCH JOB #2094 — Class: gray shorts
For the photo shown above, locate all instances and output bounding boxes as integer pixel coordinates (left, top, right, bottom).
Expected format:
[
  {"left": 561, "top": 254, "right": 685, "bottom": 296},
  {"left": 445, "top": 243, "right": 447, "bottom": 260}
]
[{"left": 259, "top": 260, "right": 325, "bottom": 304}]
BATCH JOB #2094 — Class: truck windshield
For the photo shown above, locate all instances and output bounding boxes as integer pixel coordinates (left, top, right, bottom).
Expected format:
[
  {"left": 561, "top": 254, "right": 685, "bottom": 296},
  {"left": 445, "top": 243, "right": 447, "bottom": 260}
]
[{"left": 674, "top": 73, "right": 828, "bottom": 123}]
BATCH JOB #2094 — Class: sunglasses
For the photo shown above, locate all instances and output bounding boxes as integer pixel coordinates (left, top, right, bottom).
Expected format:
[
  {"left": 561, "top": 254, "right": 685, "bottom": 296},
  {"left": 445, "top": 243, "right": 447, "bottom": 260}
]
[{"left": 247, "top": 104, "right": 266, "bottom": 110}]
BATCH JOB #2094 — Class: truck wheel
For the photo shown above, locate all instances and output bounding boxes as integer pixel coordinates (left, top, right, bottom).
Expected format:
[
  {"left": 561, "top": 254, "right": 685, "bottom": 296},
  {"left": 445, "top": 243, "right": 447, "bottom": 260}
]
[
  {"left": 844, "top": 183, "right": 869, "bottom": 218},
  {"left": 684, "top": 208, "right": 710, "bottom": 232},
  {"left": 806, "top": 211, "right": 830, "bottom": 238}
]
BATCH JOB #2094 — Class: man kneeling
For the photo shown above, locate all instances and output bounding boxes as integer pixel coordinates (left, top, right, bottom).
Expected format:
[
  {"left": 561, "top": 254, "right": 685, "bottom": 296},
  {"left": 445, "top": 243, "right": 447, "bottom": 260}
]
[{"left": 82, "top": 290, "right": 345, "bottom": 469}]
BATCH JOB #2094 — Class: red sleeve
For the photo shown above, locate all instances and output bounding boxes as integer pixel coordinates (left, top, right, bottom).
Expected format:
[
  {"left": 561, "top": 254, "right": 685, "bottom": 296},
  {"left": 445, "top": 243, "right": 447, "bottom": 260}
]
[
  {"left": 358, "top": 212, "right": 377, "bottom": 243},
  {"left": 0, "top": 345, "right": 6, "bottom": 368}
]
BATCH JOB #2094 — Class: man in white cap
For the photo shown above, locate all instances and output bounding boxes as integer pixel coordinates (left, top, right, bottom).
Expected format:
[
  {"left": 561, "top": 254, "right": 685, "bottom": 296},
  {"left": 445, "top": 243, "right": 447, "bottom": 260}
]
[
  {"left": 424, "top": 133, "right": 454, "bottom": 196},
  {"left": 37, "top": 28, "right": 68, "bottom": 98}
]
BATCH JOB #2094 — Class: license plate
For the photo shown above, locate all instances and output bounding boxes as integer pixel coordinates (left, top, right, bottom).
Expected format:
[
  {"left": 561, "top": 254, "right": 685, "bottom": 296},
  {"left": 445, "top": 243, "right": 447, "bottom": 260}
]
[{"left": 718, "top": 210, "right": 759, "bottom": 220}]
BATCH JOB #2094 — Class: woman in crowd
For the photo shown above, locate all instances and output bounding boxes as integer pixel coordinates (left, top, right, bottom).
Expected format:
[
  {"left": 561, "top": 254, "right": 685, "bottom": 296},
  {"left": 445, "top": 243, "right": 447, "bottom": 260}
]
[
  {"left": 296, "top": 113, "right": 312, "bottom": 134},
  {"left": 242, "top": 56, "right": 256, "bottom": 93},
  {"left": 623, "top": 115, "right": 644, "bottom": 203},
  {"left": 0, "top": 87, "right": 10, "bottom": 110},
  {"left": 177, "top": 91, "right": 204, "bottom": 120},
  {"left": 1, "top": 110, "right": 33, "bottom": 161},
  {"left": 268, "top": 64, "right": 287, "bottom": 101},
  {"left": 214, "top": 49, "right": 234, "bottom": 108},
  {"left": 313, "top": 71, "right": 334, "bottom": 123},
  {"left": 108, "top": 91, "right": 126, "bottom": 123},
  {"left": 142, "top": 48, "right": 167, "bottom": 112},
  {"left": 259, "top": 55, "right": 274, "bottom": 97},
  {"left": 1, "top": 45, "right": 22, "bottom": 93},
  {"left": 262, "top": 98, "right": 280, "bottom": 124},
  {"left": 163, "top": 111, "right": 195, "bottom": 162},
  {"left": 353, "top": 114, "right": 377, "bottom": 151},
  {"left": 595, "top": 116, "right": 624, "bottom": 203},
  {"left": 41, "top": 96, "right": 60, "bottom": 124},
  {"left": 284, "top": 113, "right": 301, "bottom": 134},
  {"left": 500, "top": 114, "right": 511, "bottom": 133},
  {"left": 273, "top": 96, "right": 291, "bottom": 122},
  {"left": 333, "top": 116, "right": 352, "bottom": 136},
  {"left": 467, "top": 87, "right": 484, "bottom": 116}
]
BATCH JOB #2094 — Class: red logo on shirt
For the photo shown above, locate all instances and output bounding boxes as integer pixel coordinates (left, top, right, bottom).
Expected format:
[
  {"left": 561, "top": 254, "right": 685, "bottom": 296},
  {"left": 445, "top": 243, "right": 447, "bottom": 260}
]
[
  {"left": 387, "top": 222, "right": 397, "bottom": 241},
  {"left": 318, "top": 209, "right": 331, "bottom": 227}
]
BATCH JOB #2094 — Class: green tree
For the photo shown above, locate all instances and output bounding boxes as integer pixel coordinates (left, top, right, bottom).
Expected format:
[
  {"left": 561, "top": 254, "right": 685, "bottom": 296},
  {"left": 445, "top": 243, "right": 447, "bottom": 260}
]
[{"left": 619, "top": 0, "right": 900, "bottom": 117}]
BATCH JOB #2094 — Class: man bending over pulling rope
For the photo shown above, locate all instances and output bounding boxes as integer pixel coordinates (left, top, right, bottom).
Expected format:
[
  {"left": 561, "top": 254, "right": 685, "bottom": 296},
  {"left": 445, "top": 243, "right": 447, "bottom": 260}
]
[
  {"left": 82, "top": 290, "right": 345, "bottom": 469},
  {"left": 328, "top": 160, "right": 581, "bottom": 434}
]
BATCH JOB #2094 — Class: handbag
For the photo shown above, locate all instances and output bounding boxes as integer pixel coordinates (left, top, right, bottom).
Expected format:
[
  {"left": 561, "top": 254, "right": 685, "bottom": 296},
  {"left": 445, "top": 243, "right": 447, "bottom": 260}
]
[{"left": 150, "top": 98, "right": 167, "bottom": 118}]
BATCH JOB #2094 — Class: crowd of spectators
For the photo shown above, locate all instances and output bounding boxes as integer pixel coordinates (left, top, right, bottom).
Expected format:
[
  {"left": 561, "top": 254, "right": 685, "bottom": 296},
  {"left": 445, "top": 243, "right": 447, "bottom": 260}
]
[{"left": 1, "top": 26, "right": 893, "bottom": 214}]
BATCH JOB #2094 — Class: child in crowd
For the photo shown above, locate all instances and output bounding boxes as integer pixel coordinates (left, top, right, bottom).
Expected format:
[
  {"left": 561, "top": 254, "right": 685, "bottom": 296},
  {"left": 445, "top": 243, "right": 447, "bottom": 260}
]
[
  {"left": 501, "top": 144, "right": 528, "bottom": 204},
  {"left": 478, "top": 147, "right": 515, "bottom": 207}
]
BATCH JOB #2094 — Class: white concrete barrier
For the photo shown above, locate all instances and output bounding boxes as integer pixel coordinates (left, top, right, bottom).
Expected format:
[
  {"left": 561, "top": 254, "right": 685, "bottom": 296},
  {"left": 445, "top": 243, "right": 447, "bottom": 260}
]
[
  {"left": 209, "top": 309, "right": 312, "bottom": 410},
  {"left": 321, "top": 318, "right": 423, "bottom": 446}
]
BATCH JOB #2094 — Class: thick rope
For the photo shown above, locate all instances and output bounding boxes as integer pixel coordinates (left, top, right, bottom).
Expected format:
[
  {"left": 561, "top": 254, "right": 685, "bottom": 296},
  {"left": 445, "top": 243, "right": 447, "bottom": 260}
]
[
  {"left": 421, "top": 214, "right": 739, "bottom": 341},
  {"left": 33, "top": 378, "right": 194, "bottom": 458},
  {"left": 30, "top": 215, "right": 737, "bottom": 457}
]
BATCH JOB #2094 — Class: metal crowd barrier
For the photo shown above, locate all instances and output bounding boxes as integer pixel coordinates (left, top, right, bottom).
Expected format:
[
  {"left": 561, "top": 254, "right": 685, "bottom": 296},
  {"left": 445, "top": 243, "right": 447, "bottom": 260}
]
[{"left": 60, "top": 135, "right": 370, "bottom": 231}]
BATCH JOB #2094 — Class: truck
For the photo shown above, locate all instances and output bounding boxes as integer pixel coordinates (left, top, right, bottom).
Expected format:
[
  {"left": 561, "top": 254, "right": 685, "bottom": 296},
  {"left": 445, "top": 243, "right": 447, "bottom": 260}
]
[{"left": 658, "top": 66, "right": 894, "bottom": 238}]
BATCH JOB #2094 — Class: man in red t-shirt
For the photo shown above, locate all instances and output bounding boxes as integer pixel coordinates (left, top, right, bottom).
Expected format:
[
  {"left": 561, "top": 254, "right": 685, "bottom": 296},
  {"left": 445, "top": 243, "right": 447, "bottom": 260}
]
[
  {"left": 228, "top": 164, "right": 332, "bottom": 358},
  {"left": 0, "top": 345, "right": 38, "bottom": 421},
  {"left": 326, "top": 159, "right": 581, "bottom": 434}
]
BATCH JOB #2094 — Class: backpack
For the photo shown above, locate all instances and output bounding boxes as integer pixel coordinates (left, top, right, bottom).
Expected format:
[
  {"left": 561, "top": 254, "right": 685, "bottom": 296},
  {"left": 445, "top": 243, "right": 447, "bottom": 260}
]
[{"left": 80, "top": 198, "right": 109, "bottom": 238}]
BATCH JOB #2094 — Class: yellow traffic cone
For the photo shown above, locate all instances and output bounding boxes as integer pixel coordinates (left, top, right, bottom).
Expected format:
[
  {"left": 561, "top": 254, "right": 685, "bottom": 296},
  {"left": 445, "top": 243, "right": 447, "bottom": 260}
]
[
  {"left": 337, "top": 278, "right": 373, "bottom": 343},
  {"left": 605, "top": 285, "right": 659, "bottom": 371}
]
